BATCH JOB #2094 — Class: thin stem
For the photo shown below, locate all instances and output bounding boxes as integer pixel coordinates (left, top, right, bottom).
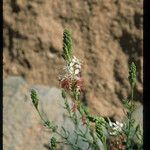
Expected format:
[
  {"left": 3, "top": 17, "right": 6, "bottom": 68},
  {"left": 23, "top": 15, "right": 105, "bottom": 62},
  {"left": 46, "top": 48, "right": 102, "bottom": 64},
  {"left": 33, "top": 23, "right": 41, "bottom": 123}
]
[
  {"left": 74, "top": 93, "right": 101, "bottom": 149},
  {"left": 74, "top": 130, "right": 93, "bottom": 145},
  {"left": 126, "top": 85, "right": 135, "bottom": 149},
  {"left": 102, "top": 137, "right": 107, "bottom": 150},
  {"left": 55, "top": 130, "right": 82, "bottom": 150},
  {"left": 131, "top": 85, "right": 134, "bottom": 101},
  {"left": 36, "top": 108, "right": 45, "bottom": 123}
]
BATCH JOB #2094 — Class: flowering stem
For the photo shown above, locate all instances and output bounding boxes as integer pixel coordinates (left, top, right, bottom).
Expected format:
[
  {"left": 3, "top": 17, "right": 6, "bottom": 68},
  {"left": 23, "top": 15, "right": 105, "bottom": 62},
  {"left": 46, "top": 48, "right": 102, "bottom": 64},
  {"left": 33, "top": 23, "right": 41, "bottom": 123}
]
[
  {"left": 55, "top": 130, "right": 82, "bottom": 150},
  {"left": 125, "top": 107, "right": 132, "bottom": 149},
  {"left": 131, "top": 85, "right": 134, "bottom": 101},
  {"left": 36, "top": 108, "right": 46, "bottom": 123},
  {"left": 126, "top": 85, "right": 136, "bottom": 149}
]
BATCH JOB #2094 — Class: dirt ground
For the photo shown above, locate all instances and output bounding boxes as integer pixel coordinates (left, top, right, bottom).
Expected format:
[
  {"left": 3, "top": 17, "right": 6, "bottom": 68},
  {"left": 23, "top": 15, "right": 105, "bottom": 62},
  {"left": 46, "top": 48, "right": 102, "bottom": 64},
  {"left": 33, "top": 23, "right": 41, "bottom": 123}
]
[{"left": 3, "top": 0, "right": 143, "bottom": 121}]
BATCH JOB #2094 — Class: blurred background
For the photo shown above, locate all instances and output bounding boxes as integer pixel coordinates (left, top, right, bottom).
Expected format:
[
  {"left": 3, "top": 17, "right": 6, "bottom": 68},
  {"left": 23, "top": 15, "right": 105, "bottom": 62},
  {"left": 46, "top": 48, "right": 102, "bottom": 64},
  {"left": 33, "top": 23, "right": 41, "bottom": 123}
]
[{"left": 3, "top": 0, "right": 143, "bottom": 150}]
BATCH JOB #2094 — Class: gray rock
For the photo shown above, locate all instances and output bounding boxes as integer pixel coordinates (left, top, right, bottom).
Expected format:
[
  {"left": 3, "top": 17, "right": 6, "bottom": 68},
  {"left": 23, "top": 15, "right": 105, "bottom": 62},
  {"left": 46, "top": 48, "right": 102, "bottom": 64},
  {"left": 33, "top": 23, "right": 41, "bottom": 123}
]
[
  {"left": 4, "top": 76, "right": 142, "bottom": 149},
  {"left": 132, "top": 103, "right": 143, "bottom": 144},
  {"left": 3, "top": 76, "right": 105, "bottom": 150},
  {"left": 3, "top": 76, "right": 70, "bottom": 150},
  {"left": 132, "top": 102, "right": 143, "bottom": 132}
]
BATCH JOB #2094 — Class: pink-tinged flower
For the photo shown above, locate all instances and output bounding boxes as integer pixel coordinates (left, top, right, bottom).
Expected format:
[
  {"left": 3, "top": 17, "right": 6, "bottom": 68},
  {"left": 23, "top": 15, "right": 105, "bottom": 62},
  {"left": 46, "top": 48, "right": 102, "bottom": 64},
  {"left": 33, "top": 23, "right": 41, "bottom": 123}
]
[
  {"left": 75, "top": 76, "right": 84, "bottom": 92},
  {"left": 59, "top": 55, "right": 84, "bottom": 93},
  {"left": 60, "top": 77, "right": 72, "bottom": 91},
  {"left": 71, "top": 102, "right": 77, "bottom": 113},
  {"left": 81, "top": 115, "right": 87, "bottom": 126}
]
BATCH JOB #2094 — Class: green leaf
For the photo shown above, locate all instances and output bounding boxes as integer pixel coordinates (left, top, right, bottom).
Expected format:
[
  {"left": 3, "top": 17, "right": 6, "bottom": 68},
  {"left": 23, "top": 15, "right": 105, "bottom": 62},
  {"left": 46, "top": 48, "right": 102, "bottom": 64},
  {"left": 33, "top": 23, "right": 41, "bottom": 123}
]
[
  {"left": 50, "top": 137, "right": 57, "bottom": 150},
  {"left": 62, "top": 29, "right": 73, "bottom": 62},
  {"left": 62, "top": 89, "right": 66, "bottom": 99},
  {"left": 30, "top": 89, "right": 39, "bottom": 109},
  {"left": 128, "top": 62, "right": 137, "bottom": 88}
]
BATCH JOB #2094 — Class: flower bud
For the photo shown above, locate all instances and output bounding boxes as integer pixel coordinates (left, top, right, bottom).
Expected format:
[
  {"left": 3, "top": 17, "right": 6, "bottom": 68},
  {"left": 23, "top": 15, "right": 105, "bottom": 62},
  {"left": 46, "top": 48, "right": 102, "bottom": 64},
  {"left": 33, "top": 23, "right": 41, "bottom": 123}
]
[
  {"left": 30, "top": 89, "right": 39, "bottom": 109},
  {"left": 62, "top": 89, "right": 66, "bottom": 99},
  {"left": 50, "top": 137, "right": 57, "bottom": 150},
  {"left": 128, "top": 62, "right": 136, "bottom": 88}
]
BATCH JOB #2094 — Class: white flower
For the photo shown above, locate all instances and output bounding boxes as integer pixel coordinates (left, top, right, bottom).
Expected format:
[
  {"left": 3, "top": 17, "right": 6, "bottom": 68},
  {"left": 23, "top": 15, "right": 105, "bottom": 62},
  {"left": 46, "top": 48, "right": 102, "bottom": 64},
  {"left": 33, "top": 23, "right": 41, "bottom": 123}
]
[
  {"left": 59, "top": 55, "right": 82, "bottom": 81},
  {"left": 109, "top": 121, "right": 113, "bottom": 127},
  {"left": 75, "top": 64, "right": 81, "bottom": 69},
  {"left": 74, "top": 69, "right": 80, "bottom": 75},
  {"left": 72, "top": 56, "right": 81, "bottom": 66},
  {"left": 67, "top": 56, "right": 81, "bottom": 76},
  {"left": 109, "top": 131, "right": 117, "bottom": 136},
  {"left": 116, "top": 121, "right": 123, "bottom": 128},
  {"left": 69, "top": 62, "right": 74, "bottom": 67},
  {"left": 59, "top": 55, "right": 83, "bottom": 92},
  {"left": 108, "top": 120, "right": 123, "bottom": 136},
  {"left": 67, "top": 66, "right": 74, "bottom": 74}
]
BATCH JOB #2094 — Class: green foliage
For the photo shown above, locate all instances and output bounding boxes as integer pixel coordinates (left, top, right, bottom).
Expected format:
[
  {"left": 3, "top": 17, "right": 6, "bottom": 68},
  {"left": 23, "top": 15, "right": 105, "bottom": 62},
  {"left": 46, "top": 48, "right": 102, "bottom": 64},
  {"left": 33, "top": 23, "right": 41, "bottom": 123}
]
[
  {"left": 122, "top": 62, "right": 143, "bottom": 150},
  {"left": 62, "top": 29, "right": 73, "bottom": 63},
  {"left": 62, "top": 89, "right": 67, "bottom": 99},
  {"left": 50, "top": 137, "right": 57, "bottom": 150},
  {"left": 31, "top": 89, "right": 39, "bottom": 109},
  {"left": 87, "top": 115, "right": 106, "bottom": 125},
  {"left": 44, "top": 120, "right": 58, "bottom": 132},
  {"left": 128, "top": 62, "right": 136, "bottom": 88},
  {"left": 30, "top": 30, "right": 143, "bottom": 150}
]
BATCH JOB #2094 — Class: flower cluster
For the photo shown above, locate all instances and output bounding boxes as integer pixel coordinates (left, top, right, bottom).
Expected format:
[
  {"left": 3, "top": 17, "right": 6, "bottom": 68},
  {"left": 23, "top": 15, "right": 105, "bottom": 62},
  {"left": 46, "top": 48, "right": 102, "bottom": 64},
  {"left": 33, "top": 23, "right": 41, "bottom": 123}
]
[
  {"left": 30, "top": 29, "right": 143, "bottom": 150},
  {"left": 108, "top": 120, "right": 123, "bottom": 136},
  {"left": 65, "top": 56, "right": 81, "bottom": 77},
  {"left": 128, "top": 62, "right": 136, "bottom": 88},
  {"left": 59, "top": 56, "right": 83, "bottom": 92}
]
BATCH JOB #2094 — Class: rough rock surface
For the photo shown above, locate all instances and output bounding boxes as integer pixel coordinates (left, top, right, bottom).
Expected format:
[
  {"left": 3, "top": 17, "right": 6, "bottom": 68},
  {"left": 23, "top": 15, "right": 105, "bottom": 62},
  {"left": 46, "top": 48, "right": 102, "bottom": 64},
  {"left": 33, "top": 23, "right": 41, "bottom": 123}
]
[
  {"left": 4, "top": 76, "right": 107, "bottom": 150},
  {"left": 3, "top": 76, "right": 65, "bottom": 150},
  {"left": 3, "top": 0, "right": 143, "bottom": 121},
  {"left": 3, "top": 76, "right": 143, "bottom": 150}
]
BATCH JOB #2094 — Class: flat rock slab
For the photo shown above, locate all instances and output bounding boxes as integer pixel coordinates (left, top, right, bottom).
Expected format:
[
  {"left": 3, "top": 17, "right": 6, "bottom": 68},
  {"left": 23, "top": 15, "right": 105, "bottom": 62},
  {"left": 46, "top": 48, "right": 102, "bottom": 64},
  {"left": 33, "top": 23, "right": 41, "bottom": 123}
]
[
  {"left": 3, "top": 76, "right": 72, "bottom": 150},
  {"left": 3, "top": 76, "right": 105, "bottom": 150},
  {"left": 3, "top": 76, "right": 142, "bottom": 150}
]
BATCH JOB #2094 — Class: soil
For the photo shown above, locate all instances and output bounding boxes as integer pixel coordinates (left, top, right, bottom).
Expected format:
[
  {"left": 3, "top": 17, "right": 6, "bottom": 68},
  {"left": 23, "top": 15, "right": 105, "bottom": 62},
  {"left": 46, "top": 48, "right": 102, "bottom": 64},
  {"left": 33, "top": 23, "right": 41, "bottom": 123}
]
[{"left": 3, "top": 0, "right": 143, "bottom": 121}]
